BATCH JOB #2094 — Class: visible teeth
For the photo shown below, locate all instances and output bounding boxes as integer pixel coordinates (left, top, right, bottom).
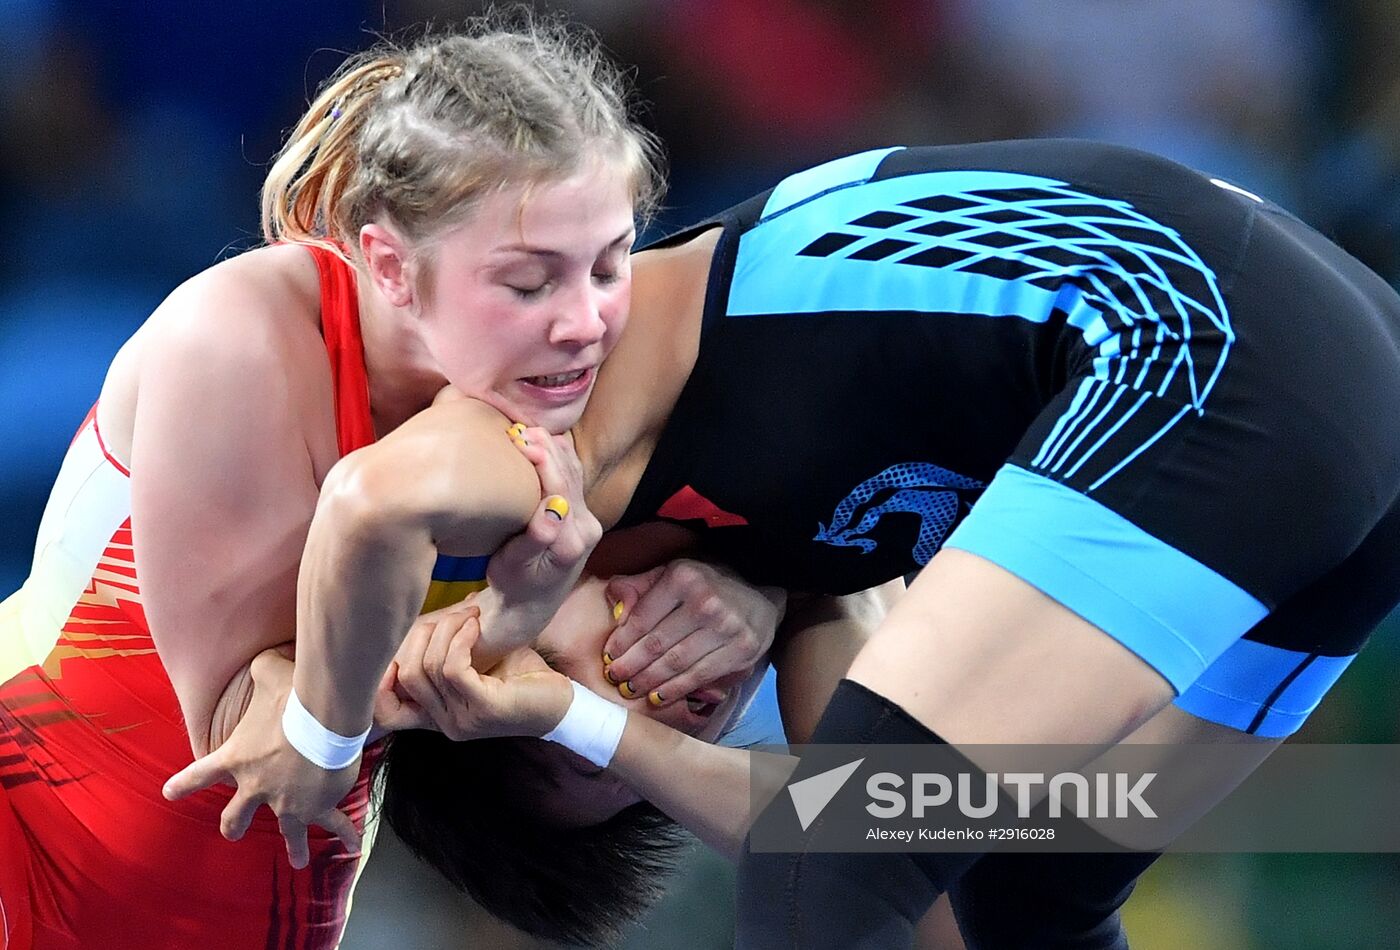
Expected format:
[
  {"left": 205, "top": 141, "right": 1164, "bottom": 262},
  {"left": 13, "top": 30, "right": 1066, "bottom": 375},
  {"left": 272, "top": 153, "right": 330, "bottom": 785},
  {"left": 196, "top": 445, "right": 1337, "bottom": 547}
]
[{"left": 528, "top": 369, "right": 585, "bottom": 387}]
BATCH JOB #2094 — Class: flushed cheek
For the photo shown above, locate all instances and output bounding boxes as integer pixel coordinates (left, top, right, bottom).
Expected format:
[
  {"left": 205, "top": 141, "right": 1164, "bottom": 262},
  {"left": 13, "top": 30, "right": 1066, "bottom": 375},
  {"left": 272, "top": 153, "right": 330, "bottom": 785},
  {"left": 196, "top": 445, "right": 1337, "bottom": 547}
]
[{"left": 601, "top": 296, "right": 630, "bottom": 339}]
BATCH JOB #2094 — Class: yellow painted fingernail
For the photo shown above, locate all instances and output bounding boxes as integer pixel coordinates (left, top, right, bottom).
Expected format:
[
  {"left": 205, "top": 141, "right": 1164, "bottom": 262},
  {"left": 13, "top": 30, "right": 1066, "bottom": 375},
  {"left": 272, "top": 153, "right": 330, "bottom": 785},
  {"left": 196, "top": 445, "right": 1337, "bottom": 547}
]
[
  {"left": 648, "top": 690, "right": 664, "bottom": 707},
  {"left": 618, "top": 680, "right": 638, "bottom": 700},
  {"left": 602, "top": 650, "right": 614, "bottom": 665},
  {"left": 611, "top": 600, "right": 625, "bottom": 623},
  {"left": 545, "top": 496, "right": 569, "bottom": 520},
  {"left": 507, "top": 423, "right": 527, "bottom": 437},
  {"left": 605, "top": 666, "right": 619, "bottom": 684}
]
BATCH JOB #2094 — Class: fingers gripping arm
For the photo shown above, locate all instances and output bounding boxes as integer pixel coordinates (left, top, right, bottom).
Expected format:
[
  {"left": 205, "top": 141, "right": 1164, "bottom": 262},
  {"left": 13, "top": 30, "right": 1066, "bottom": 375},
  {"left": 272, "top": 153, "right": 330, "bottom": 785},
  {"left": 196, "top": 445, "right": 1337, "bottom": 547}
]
[{"left": 596, "top": 583, "right": 902, "bottom": 859}]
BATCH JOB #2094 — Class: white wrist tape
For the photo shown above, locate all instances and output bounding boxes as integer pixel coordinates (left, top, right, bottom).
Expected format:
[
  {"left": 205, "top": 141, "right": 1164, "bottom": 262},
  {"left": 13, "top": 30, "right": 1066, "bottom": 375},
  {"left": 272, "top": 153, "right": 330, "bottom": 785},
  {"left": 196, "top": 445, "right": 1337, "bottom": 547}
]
[
  {"left": 541, "top": 679, "right": 628, "bottom": 768},
  {"left": 281, "top": 686, "right": 371, "bottom": 771}
]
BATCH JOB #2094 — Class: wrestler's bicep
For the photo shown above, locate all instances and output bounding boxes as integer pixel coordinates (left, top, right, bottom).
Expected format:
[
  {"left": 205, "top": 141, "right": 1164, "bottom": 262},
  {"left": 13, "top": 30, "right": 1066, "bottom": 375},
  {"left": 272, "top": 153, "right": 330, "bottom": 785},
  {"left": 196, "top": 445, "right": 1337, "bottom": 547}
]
[
  {"left": 129, "top": 287, "right": 321, "bottom": 754},
  {"left": 331, "top": 398, "right": 543, "bottom": 557}
]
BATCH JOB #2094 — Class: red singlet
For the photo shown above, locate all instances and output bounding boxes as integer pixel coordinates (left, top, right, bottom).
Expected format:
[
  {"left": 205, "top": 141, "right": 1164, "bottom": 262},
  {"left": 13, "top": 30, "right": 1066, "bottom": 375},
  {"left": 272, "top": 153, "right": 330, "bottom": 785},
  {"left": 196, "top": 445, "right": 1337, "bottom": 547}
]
[{"left": 0, "top": 246, "right": 380, "bottom": 950}]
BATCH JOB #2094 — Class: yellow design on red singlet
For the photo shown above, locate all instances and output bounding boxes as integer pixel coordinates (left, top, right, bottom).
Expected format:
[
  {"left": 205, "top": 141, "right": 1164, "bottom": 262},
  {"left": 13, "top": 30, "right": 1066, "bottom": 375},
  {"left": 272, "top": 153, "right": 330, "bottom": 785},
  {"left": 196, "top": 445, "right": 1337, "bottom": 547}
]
[{"left": 39, "top": 521, "right": 154, "bottom": 680}]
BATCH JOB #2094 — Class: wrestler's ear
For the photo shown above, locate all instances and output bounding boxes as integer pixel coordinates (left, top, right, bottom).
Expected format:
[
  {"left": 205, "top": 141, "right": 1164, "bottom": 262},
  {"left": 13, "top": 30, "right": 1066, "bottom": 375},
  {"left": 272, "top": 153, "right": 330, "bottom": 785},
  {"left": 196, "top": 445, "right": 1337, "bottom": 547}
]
[{"left": 360, "top": 222, "right": 415, "bottom": 308}]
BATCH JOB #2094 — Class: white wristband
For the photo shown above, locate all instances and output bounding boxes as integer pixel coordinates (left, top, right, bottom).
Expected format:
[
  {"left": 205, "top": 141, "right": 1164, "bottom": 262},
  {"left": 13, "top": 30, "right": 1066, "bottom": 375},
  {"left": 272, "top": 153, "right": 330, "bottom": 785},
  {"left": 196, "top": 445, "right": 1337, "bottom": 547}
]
[
  {"left": 281, "top": 686, "right": 371, "bottom": 771},
  {"left": 541, "top": 680, "right": 628, "bottom": 768}
]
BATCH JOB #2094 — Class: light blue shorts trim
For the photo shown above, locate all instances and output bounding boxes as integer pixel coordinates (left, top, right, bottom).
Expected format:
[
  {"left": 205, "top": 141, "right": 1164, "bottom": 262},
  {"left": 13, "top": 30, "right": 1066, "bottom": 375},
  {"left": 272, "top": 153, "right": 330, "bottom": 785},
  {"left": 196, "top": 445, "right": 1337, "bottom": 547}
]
[
  {"left": 1173, "top": 639, "right": 1356, "bottom": 737},
  {"left": 945, "top": 464, "right": 1269, "bottom": 694}
]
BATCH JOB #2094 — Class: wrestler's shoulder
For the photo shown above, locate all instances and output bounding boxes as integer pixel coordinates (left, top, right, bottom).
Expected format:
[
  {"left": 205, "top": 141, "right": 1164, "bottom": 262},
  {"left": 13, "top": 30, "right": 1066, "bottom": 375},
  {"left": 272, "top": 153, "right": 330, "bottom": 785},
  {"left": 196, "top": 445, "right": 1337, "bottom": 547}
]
[{"left": 141, "top": 244, "right": 327, "bottom": 376}]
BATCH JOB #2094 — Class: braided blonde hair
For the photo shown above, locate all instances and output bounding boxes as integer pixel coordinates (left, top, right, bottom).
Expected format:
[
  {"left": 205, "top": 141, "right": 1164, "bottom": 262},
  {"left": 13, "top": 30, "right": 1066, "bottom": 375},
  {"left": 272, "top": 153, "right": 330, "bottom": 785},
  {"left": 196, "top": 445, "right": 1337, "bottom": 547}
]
[{"left": 261, "top": 13, "right": 663, "bottom": 267}]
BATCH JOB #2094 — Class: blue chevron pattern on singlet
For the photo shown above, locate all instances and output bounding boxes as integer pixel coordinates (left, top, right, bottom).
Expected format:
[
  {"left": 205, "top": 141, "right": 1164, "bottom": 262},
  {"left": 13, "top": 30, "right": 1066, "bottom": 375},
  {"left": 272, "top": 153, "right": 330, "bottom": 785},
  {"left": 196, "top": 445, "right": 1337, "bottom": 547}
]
[
  {"left": 732, "top": 164, "right": 1232, "bottom": 492},
  {"left": 814, "top": 462, "right": 985, "bottom": 564}
]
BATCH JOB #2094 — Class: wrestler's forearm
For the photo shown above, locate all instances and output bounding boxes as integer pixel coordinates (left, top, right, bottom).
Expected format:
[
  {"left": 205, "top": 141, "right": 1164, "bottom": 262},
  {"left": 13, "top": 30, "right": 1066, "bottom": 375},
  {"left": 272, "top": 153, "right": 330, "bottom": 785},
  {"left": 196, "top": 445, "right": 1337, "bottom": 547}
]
[
  {"left": 471, "top": 584, "right": 567, "bottom": 668},
  {"left": 208, "top": 643, "right": 296, "bottom": 751},
  {"left": 292, "top": 459, "right": 440, "bottom": 736},
  {"left": 609, "top": 713, "right": 764, "bottom": 861},
  {"left": 289, "top": 401, "right": 543, "bottom": 736},
  {"left": 208, "top": 662, "right": 254, "bottom": 752}
]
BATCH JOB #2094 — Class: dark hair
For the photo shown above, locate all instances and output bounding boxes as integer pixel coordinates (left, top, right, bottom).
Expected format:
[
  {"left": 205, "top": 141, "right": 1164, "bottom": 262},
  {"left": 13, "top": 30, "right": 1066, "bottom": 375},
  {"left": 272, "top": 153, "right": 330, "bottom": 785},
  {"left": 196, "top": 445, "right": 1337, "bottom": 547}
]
[{"left": 379, "top": 729, "right": 686, "bottom": 946}]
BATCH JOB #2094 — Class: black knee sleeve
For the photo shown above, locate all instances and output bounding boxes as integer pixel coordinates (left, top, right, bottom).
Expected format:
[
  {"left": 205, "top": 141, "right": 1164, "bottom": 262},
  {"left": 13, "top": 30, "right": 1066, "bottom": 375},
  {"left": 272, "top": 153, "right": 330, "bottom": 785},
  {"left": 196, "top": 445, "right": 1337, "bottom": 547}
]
[
  {"left": 950, "top": 851, "right": 1160, "bottom": 950},
  {"left": 735, "top": 680, "right": 986, "bottom": 949}
]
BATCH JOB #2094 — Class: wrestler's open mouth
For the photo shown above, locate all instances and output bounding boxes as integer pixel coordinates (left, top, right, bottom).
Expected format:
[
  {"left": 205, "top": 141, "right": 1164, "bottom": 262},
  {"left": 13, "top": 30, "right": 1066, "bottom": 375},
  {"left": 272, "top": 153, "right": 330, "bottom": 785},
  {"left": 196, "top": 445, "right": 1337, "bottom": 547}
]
[
  {"left": 522, "top": 368, "right": 588, "bottom": 388},
  {"left": 684, "top": 686, "right": 729, "bottom": 719},
  {"left": 516, "top": 366, "right": 593, "bottom": 406},
  {"left": 685, "top": 697, "right": 718, "bottom": 717}
]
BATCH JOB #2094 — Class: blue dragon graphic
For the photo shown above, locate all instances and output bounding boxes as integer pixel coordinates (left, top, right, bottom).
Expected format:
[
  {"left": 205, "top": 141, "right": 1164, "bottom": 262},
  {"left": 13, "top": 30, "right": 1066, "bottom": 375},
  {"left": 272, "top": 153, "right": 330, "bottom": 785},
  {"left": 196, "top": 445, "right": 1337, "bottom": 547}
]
[{"left": 814, "top": 463, "right": 985, "bottom": 565}]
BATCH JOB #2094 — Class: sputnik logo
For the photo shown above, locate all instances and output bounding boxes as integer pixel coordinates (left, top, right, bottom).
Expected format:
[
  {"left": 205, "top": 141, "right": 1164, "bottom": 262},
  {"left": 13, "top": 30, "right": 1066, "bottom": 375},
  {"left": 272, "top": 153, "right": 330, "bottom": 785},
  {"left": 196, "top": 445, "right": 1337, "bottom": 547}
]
[{"left": 787, "top": 758, "right": 865, "bottom": 831}]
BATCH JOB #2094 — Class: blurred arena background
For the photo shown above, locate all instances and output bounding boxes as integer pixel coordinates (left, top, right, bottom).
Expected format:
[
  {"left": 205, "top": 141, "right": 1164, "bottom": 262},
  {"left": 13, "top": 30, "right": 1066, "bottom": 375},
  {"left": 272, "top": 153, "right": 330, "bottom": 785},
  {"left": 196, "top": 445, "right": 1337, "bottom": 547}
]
[{"left": 3, "top": 1, "right": 1399, "bottom": 947}]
